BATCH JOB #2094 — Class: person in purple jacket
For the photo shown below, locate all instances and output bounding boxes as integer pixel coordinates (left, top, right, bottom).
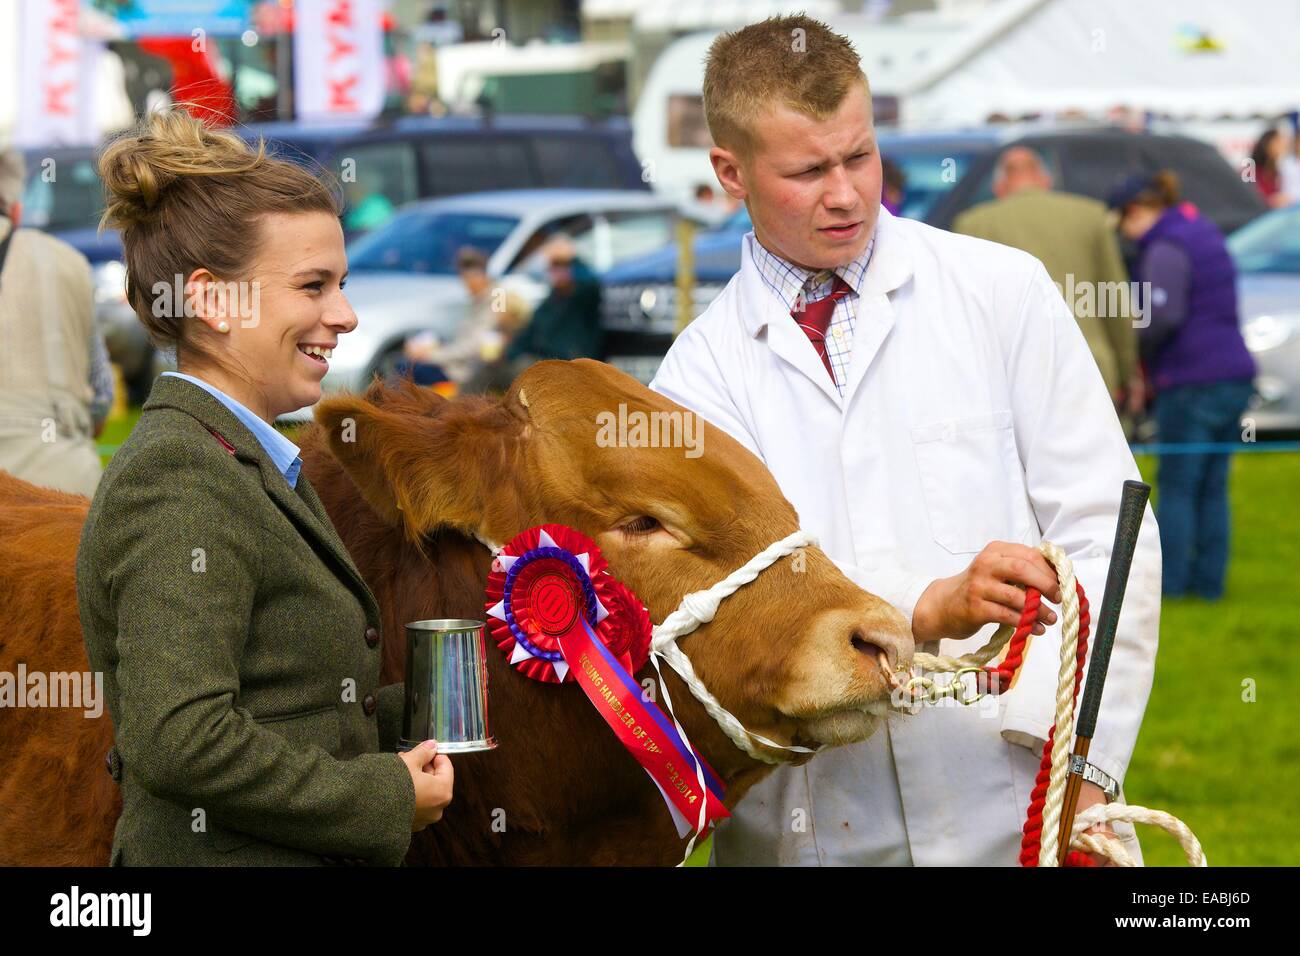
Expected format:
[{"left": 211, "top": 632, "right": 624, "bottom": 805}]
[{"left": 1109, "top": 171, "right": 1257, "bottom": 599}]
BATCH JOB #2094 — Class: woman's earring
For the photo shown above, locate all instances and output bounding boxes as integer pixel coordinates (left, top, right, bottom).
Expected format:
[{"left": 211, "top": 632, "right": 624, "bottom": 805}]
[{"left": 216, "top": 320, "right": 230, "bottom": 334}]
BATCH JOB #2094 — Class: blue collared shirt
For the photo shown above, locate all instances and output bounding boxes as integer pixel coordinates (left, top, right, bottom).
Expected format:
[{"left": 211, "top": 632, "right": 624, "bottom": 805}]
[{"left": 162, "top": 371, "right": 302, "bottom": 488}]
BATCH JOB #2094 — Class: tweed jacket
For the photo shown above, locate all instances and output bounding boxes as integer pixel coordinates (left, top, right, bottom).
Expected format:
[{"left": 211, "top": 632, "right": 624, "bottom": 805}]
[
  {"left": 76, "top": 374, "right": 414, "bottom": 866},
  {"left": 953, "top": 187, "right": 1138, "bottom": 398}
]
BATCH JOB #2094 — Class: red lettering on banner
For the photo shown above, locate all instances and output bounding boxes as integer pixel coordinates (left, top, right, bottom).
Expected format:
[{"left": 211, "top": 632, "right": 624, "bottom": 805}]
[
  {"left": 328, "top": 75, "right": 359, "bottom": 111},
  {"left": 45, "top": 83, "right": 73, "bottom": 116},
  {"left": 327, "top": 0, "right": 354, "bottom": 27},
  {"left": 46, "top": 43, "right": 77, "bottom": 68},
  {"left": 322, "top": 0, "right": 363, "bottom": 114},
  {"left": 327, "top": 32, "right": 357, "bottom": 61},
  {"left": 326, "top": 0, "right": 356, "bottom": 59},
  {"left": 48, "top": 0, "right": 78, "bottom": 33},
  {"left": 43, "top": 0, "right": 81, "bottom": 119}
]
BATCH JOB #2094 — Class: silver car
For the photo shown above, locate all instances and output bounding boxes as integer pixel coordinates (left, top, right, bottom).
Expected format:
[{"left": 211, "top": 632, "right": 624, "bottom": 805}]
[
  {"left": 1230, "top": 204, "right": 1300, "bottom": 433},
  {"left": 279, "top": 189, "right": 681, "bottom": 421}
]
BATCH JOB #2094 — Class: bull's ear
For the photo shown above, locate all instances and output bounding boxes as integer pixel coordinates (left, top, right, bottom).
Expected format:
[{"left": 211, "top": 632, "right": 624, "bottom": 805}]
[{"left": 313, "top": 384, "right": 525, "bottom": 541}]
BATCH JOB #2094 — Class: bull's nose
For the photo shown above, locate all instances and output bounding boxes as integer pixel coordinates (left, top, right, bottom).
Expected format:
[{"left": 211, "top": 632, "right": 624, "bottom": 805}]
[
  {"left": 814, "top": 604, "right": 914, "bottom": 685},
  {"left": 847, "top": 606, "right": 914, "bottom": 674}
]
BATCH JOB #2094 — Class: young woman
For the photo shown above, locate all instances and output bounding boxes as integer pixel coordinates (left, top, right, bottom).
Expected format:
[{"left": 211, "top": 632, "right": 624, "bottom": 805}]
[
  {"left": 76, "top": 108, "right": 453, "bottom": 866},
  {"left": 1110, "top": 170, "right": 1257, "bottom": 599}
]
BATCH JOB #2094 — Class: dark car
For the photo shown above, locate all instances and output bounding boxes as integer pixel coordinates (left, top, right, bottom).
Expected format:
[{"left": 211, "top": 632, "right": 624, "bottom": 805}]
[
  {"left": 599, "top": 126, "right": 1269, "bottom": 382},
  {"left": 21, "top": 114, "right": 647, "bottom": 401},
  {"left": 250, "top": 114, "right": 648, "bottom": 233}
]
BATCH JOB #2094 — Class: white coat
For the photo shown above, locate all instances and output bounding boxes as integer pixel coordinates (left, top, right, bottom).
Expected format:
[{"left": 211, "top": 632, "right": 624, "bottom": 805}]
[{"left": 650, "top": 206, "right": 1161, "bottom": 866}]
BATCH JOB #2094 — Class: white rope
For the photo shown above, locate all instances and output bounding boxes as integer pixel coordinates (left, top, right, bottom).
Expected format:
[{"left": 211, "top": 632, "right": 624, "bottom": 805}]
[
  {"left": 649, "top": 529, "right": 821, "bottom": 765},
  {"left": 1073, "top": 803, "right": 1207, "bottom": 867},
  {"left": 1037, "top": 540, "right": 1079, "bottom": 867},
  {"left": 896, "top": 540, "right": 1206, "bottom": 867}
]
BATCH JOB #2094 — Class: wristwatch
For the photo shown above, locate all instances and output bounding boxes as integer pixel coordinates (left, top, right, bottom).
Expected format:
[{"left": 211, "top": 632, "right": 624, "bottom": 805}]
[{"left": 1069, "top": 755, "right": 1119, "bottom": 801}]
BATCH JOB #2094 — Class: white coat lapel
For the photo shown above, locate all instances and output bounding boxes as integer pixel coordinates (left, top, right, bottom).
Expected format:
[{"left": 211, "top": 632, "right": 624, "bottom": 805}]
[
  {"left": 843, "top": 289, "right": 896, "bottom": 404},
  {"left": 843, "top": 208, "right": 915, "bottom": 405},
  {"left": 737, "top": 234, "right": 842, "bottom": 407},
  {"left": 767, "top": 302, "right": 843, "bottom": 406}
]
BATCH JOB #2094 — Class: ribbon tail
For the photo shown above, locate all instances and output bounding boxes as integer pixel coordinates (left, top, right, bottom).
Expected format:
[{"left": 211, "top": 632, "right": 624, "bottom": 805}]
[{"left": 648, "top": 772, "right": 694, "bottom": 838}]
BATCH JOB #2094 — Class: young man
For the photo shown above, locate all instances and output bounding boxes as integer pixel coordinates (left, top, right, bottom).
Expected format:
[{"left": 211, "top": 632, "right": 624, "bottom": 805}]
[{"left": 650, "top": 15, "right": 1161, "bottom": 866}]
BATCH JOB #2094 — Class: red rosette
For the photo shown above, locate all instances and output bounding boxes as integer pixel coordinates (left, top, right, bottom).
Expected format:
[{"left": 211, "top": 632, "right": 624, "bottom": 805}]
[
  {"left": 486, "top": 524, "right": 639, "bottom": 684},
  {"left": 596, "top": 577, "right": 653, "bottom": 675}
]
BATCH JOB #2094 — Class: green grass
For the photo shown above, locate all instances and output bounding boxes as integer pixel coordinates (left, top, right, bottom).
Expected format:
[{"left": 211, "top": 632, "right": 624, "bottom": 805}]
[
  {"left": 95, "top": 409, "right": 1300, "bottom": 864},
  {"left": 96, "top": 407, "right": 140, "bottom": 466},
  {"left": 1125, "top": 452, "right": 1300, "bottom": 865}
]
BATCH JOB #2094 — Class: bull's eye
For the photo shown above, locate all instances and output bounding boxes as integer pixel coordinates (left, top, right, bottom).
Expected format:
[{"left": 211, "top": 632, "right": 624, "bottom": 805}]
[{"left": 620, "top": 516, "right": 662, "bottom": 535}]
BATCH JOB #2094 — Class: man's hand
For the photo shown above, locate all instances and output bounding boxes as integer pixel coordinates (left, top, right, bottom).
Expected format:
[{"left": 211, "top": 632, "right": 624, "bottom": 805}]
[
  {"left": 1074, "top": 780, "right": 1119, "bottom": 867},
  {"left": 912, "top": 541, "right": 1062, "bottom": 643}
]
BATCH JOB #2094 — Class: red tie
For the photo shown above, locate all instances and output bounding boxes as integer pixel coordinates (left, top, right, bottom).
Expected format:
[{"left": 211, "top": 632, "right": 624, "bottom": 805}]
[{"left": 791, "top": 275, "right": 851, "bottom": 383}]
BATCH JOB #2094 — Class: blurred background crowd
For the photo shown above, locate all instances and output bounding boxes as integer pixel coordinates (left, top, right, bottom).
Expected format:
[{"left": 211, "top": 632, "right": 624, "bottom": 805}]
[{"left": 2, "top": 0, "right": 1299, "bottom": 588}]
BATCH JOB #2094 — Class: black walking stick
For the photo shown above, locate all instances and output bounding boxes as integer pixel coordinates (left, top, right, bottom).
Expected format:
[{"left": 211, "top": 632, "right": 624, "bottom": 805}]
[{"left": 1056, "top": 479, "right": 1151, "bottom": 865}]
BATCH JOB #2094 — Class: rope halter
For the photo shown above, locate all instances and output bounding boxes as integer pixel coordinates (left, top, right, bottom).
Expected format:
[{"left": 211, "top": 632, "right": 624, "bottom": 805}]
[
  {"left": 473, "top": 527, "right": 821, "bottom": 765},
  {"left": 647, "top": 529, "right": 823, "bottom": 765}
]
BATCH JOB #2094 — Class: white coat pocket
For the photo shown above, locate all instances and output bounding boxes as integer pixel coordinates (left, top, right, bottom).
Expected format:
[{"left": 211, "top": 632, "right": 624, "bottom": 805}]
[{"left": 910, "top": 410, "right": 1018, "bottom": 555}]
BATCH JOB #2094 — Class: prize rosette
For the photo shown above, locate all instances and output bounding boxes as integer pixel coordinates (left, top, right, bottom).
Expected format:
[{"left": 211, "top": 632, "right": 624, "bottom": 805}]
[
  {"left": 483, "top": 523, "right": 729, "bottom": 837},
  {"left": 484, "top": 525, "right": 652, "bottom": 684}
]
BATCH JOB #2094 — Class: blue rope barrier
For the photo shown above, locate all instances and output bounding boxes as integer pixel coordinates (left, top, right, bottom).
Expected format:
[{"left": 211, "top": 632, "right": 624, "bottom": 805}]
[{"left": 1129, "top": 441, "right": 1300, "bottom": 455}]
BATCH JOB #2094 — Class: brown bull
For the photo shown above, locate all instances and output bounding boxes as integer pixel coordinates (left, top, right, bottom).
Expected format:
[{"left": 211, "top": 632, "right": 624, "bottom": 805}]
[{"left": 0, "top": 360, "right": 911, "bottom": 865}]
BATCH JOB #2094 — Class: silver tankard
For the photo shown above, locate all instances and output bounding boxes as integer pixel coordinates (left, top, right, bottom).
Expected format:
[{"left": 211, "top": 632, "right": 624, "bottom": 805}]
[{"left": 398, "top": 619, "right": 498, "bottom": 753}]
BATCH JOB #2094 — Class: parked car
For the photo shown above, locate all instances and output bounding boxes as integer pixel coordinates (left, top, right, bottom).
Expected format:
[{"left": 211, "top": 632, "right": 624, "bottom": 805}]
[
  {"left": 20, "top": 114, "right": 648, "bottom": 402},
  {"left": 275, "top": 189, "right": 681, "bottom": 421},
  {"left": 599, "top": 126, "right": 1269, "bottom": 383},
  {"left": 1229, "top": 203, "right": 1300, "bottom": 434},
  {"left": 251, "top": 113, "right": 648, "bottom": 234}
]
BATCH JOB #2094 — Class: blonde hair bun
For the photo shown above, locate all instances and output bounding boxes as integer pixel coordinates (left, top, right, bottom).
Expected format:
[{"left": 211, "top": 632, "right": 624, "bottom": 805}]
[
  {"left": 94, "top": 106, "right": 338, "bottom": 352},
  {"left": 99, "top": 108, "right": 265, "bottom": 231}
]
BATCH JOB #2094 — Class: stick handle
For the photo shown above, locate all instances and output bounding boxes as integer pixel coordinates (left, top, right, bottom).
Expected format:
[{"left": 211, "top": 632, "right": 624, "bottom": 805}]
[{"left": 1075, "top": 480, "right": 1150, "bottom": 740}]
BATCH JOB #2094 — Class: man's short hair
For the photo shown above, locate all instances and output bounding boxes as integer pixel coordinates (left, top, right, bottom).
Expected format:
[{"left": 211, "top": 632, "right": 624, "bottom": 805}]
[
  {"left": 702, "top": 14, "right": 868, "bottom": 163},
  {"left": 0, "top": 147, "right": 26, "bottom": 210}
]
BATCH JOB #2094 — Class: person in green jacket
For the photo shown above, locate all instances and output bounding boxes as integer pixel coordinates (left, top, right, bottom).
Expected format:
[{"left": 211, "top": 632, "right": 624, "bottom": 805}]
[
  {"left": 954, "top": 147, "right": 1143, "bottom": 425},
  {"left": 506, "top": 235, "right": 604, "bottom": 363},
  {"left": 468, "top": 235, "right": 604, "bottom": 393},
  {"left": 77, "top": 107, "right": 453, "bottom": 866}
]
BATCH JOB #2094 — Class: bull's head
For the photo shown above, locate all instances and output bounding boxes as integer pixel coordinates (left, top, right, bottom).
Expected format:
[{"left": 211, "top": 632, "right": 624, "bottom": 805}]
[{"left": 316, "top": 360, "right": 912, "bottom": 758}]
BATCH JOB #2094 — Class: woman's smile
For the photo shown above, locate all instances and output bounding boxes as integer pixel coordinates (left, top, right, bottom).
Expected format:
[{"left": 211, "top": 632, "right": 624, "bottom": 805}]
[{"left": 296, "top": 341, "right": 335, "bottom": 373}]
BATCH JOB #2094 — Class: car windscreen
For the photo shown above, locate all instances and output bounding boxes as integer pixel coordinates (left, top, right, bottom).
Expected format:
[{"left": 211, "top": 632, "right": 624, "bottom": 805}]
[
  {"left": 21, "top": 153, "right": 103, "bottom": 231},
  {"left": 885, "top": 149, "right": 980, "bottom": 220},
  {"left": 347, "top": 209, "right": 519, "bottom": 274},
  {"left": 1228, "top": 205, "right": 1300, "bottom": 274}
]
